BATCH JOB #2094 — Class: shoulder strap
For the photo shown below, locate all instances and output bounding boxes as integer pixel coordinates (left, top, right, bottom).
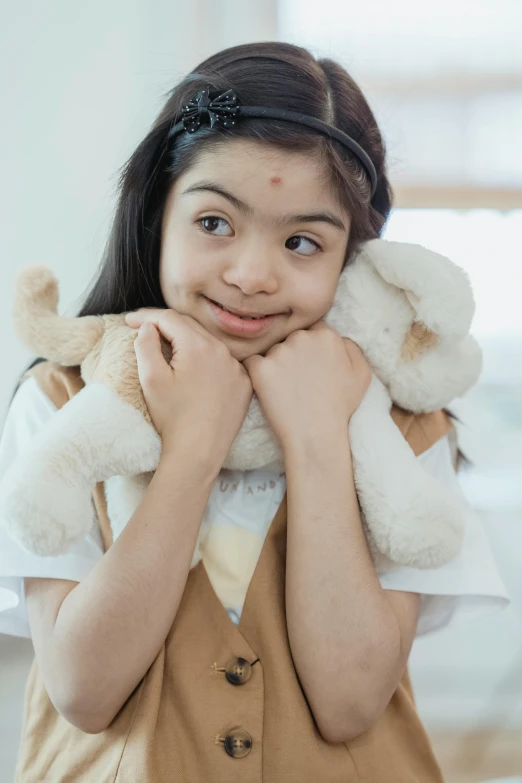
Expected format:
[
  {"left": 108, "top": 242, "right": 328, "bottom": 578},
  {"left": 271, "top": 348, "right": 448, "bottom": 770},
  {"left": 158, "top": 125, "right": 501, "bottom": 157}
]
[
  {"left": 390, "top": 406, "right": 454, "bottom": 457},
  {"left": 25, "top": 362, "right": 114, "bottom": 553},
  {"left": 24, "top": 361, "right": 84, "bottom": 405}
]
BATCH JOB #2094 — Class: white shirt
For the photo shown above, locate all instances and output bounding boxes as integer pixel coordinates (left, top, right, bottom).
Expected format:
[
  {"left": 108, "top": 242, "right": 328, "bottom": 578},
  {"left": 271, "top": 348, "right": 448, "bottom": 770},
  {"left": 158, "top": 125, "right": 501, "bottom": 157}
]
[{"left": 0, "top": 377, "right": 509, "bottom": 639}]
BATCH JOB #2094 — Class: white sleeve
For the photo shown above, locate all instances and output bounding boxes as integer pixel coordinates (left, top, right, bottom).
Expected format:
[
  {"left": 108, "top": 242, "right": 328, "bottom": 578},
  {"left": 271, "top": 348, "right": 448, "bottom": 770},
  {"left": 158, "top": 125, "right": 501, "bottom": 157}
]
[
  {"left": 377, "top": 434, "right": 510, "bottom": 636},
  {"left": 0, "top": 376, "right": 104, "bottom": 638}
]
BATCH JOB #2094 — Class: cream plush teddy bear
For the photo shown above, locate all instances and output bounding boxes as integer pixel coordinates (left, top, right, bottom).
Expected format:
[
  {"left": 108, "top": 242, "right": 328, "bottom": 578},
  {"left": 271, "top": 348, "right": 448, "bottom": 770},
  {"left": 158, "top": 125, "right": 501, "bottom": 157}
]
[{"left": 0, "top": 239, "right": 482, "bottom": 570}]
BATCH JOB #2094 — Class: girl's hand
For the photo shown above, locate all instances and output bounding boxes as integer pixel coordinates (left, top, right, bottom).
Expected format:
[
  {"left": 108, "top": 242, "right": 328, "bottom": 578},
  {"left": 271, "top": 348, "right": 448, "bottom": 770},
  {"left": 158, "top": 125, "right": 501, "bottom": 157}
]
[
  {"left": 126, "top": 309, "right": 253, "bottom": 467},
  {"left": 243, "top": 321, "right": 371, "bottom": 452}
]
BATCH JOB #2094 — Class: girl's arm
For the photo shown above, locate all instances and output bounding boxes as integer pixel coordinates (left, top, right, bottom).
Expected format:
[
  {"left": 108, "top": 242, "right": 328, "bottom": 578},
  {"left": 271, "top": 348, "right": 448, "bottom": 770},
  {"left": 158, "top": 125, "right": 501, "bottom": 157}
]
[
  {"left": 284, "top": 429, "right": 420, "bottom": 745},
  {"left": 26, "top": 309, "right": 253, "bottom": 734},
  {"left": 25, "top": 447, "right": 218, "bottom": 734},
  {"left": 243, "top": 323, "right": 419, "bottom": 746}
]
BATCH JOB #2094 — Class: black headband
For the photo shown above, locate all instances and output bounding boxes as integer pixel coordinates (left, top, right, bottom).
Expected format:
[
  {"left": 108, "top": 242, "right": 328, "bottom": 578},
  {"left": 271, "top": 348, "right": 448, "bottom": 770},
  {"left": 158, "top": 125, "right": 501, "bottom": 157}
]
[{"left": 167, "top": 87, "right": 378, "bottom": 199}]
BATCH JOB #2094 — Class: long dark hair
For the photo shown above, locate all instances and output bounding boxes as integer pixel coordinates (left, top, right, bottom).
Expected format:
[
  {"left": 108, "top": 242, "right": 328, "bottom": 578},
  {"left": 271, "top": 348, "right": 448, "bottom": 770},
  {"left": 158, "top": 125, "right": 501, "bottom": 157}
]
[
  {"left": 77, "top": 41, "right": 393, "bottom": 318},
  {"left": 18, "top": 41, "right": 392, "bottom": 379}
]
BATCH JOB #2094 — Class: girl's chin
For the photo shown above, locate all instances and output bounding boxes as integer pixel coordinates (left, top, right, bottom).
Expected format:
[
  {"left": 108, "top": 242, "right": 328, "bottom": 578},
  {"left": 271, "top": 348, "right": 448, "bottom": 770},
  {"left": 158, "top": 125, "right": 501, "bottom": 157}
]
[
  {"left": 228, "top": 343, "right": 264, "bottom": 362},
  {"left": 210, "top": 335, "right": 268, "bottom": 362},
  {"left": 223, "top": 336, "right": 278, "bottom": 362}
]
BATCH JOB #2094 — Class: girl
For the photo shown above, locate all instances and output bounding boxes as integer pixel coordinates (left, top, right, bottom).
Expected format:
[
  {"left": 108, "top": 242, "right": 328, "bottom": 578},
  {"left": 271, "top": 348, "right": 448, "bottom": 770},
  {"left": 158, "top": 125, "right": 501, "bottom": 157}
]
[{"left": 0, "top": 42, "right": 508, "bottom": 782}]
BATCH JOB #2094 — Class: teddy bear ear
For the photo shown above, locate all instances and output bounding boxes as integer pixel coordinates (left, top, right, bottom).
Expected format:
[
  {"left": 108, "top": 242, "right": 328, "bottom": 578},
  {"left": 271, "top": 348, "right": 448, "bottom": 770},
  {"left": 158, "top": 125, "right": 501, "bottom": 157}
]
[{"left": 356, "top": 239, "right": 476, "bottom": 339}]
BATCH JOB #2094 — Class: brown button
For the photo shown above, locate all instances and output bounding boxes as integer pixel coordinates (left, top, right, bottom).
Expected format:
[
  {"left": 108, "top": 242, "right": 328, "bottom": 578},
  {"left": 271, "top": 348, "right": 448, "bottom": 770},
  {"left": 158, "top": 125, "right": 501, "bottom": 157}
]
[
  {"left": 225, "top": 657, "right": 252, "bottom": 685},
  {"left": 224, "top": 729, "right": 253, "bottom": 758}
]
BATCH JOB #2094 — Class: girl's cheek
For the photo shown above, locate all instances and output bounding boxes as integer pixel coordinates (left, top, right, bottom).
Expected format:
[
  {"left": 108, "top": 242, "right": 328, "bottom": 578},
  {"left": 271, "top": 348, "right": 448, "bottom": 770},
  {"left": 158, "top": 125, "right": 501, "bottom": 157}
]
[
  {"left": 294, "top": 281, "right": 336, "bottom": 322},
  {"left": 161, "top": 253, "right": 197, "bottom": 287}
]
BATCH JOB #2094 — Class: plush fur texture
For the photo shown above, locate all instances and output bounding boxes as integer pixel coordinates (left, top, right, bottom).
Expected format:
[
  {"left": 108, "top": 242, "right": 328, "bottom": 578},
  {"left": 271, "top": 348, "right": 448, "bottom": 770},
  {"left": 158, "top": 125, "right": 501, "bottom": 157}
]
[
  {"left": 0, "top": 385, "right": 160, "bottom": 556},
  {"left": 0, "top": 239, "right": 482, "bottom": 567}
]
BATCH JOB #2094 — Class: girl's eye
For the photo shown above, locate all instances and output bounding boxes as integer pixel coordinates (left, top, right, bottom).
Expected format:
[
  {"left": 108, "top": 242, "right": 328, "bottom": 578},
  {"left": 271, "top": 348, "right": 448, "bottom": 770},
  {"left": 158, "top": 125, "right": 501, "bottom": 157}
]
[
  {"left": 197, "top": 220, "right": 321, "bottom": 255},
  {"left": 285, "top": 235, "right": 321, "bottom": 256},
  {"left": 198, "top": 216, "right": 232, "bottom": 236}
]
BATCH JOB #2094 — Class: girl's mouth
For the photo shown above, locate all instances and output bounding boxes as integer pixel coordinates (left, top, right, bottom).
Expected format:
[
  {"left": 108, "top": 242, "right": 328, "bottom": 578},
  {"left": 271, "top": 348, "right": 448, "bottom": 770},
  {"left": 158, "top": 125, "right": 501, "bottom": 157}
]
[{"left": 205, "top": 297, "right": 281, "bottom": 338}]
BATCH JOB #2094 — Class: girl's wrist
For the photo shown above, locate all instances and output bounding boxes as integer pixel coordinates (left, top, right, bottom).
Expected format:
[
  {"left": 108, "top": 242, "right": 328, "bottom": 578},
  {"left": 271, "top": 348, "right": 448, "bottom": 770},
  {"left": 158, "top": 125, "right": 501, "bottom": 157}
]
[
  {"left": 158, "top": 441, "right": 222, "bottom": 486},
  {"left": 282, "top": 423, "right": 352, "bottom": 470}
]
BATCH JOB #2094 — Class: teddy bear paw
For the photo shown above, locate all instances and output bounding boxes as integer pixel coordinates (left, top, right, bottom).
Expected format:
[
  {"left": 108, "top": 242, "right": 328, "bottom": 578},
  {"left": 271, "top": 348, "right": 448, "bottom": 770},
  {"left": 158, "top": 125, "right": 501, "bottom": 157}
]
[{"left": 0, "top": 479, "right": 94, "bottom": 557}]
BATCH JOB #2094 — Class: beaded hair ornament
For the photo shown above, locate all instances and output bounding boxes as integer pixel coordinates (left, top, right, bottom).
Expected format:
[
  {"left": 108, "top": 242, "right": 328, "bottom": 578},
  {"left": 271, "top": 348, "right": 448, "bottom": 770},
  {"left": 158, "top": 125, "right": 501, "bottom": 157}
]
[{"left": 168, "top": 86, "right": 378, "bottom": 199}]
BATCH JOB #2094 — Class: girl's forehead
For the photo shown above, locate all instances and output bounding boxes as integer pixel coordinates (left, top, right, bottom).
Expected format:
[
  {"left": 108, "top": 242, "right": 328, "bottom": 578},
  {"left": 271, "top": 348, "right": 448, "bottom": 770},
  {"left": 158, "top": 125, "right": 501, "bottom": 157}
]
[{"left": 176, "top": 139, "right": 339, "bottom": 206}]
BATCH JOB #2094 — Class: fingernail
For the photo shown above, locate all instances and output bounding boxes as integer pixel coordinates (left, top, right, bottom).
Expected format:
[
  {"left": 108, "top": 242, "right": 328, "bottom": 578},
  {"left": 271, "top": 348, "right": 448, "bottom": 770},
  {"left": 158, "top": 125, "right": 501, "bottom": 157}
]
[{"left": 138, "top": 323, "right": 150, "bottom": 336}]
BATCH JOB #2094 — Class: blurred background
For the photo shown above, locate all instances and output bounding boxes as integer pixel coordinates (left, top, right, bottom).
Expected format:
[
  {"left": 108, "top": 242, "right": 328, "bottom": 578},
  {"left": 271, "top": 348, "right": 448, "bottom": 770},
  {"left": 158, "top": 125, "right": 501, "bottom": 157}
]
[{"left": 1, "top": 1, "right": 521, "bottom": 781}]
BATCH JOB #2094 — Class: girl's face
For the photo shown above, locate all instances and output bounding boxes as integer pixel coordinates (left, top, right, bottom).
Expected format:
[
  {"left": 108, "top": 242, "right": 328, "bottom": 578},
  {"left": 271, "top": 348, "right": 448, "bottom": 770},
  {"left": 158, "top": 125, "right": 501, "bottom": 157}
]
[{"left": 159, "top": 139, "right": 351, "bottom": 361}]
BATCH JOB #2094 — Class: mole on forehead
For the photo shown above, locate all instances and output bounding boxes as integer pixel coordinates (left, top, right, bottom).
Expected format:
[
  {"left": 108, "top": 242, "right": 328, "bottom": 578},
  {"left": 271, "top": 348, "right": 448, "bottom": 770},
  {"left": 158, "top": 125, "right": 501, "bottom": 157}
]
[{"left": 269, "top": 176, "right": 283, "bottom": 185}]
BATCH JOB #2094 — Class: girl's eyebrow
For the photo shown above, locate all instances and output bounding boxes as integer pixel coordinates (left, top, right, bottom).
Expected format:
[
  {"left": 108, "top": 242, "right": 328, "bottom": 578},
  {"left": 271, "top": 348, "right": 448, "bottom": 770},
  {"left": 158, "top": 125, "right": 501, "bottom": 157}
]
[{"left": 181, "top": 181, "right": 347, "bottom": 232}]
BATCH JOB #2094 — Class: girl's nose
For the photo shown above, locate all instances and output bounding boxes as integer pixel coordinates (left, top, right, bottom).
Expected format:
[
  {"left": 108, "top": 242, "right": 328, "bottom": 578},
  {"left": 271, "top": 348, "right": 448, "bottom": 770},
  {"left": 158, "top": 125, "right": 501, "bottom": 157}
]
[{"left": 222, "top": 253, "right": 279, "bottom": 296}]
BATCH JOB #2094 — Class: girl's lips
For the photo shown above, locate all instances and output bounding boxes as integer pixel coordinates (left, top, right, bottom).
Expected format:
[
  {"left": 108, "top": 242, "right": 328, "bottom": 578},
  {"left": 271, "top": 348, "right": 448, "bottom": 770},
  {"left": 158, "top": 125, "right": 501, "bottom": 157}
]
[{"left": 205, "top": 297, "right": 280, "bottom": 338}]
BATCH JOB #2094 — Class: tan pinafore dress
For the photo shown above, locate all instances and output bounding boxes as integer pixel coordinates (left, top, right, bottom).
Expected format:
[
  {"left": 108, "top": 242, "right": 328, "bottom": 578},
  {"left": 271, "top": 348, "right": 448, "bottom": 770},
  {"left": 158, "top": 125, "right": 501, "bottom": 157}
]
[{"left": 15, "top": 362, "right": 453, "bottom": 782}]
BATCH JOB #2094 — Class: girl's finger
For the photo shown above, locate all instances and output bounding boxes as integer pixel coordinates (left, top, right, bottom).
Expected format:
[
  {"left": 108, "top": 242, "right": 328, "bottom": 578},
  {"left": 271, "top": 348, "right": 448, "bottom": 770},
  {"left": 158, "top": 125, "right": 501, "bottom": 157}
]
[
  {"left": 343, "top": 337, "right": 371, "bottom": 375},
  {"left": 126, "top": 309, "right": 204, "bottom": 345},
  {"left": 242, "top": 354, "right": 262, "bottom": 375},
  {"left": 125, "top": 308, "right": 163, "bottom": 325},
  {"left": 342, "top": 336, "right": 362, "bottom": 354},
  {"left": 134, "top": 323, "right": 172, "bottom": 387},
  {"left": 126, "top": 308, "right": 211, "bottom": 342},
  {"left": 126, "top": 310, "right": 175, "bottom": 330}
]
